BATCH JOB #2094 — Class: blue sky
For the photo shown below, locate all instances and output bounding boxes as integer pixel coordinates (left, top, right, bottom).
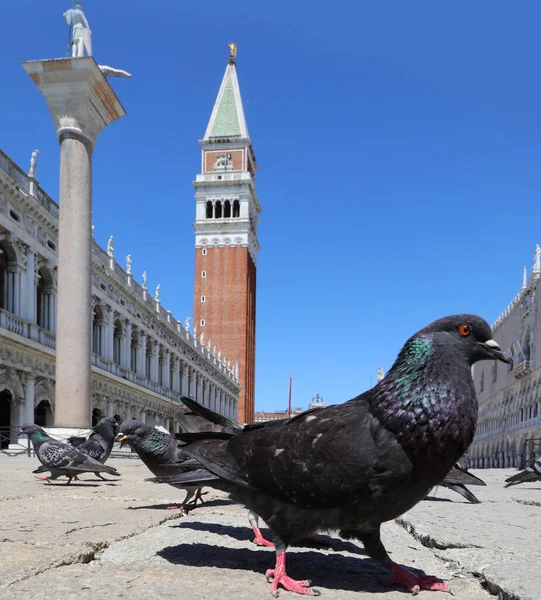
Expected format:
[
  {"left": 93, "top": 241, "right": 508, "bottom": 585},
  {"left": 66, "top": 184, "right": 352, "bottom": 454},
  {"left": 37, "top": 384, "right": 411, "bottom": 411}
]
[{"left": 2, "top": 1, "right": 541, "bottom": 412}]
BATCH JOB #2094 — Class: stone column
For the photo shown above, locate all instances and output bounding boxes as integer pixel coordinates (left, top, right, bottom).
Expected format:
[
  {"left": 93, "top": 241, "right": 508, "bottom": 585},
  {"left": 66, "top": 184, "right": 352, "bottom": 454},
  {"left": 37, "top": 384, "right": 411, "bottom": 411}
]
[
  {"left": 22, "top": 57, "right": 126, "bottom": 428},
  {"left": 137, "top": 333, "right": 147, "bottom": 377},
  {"left": 162, "top": 351, "right": 171, "bottom": 389},
  {"left": 123, "top": 321, "right": 132, "bottom": 369},
  {"left": 105, "top": 307, "right": 115, "bottom": 362},
  {"left": 151, "top": 343, "right": 160, "bottom": 383},
  {"left": 23, "top": 250, "right": 35, "bottom": 322},
  {"left": 171, "top": 357, "right": 180, "bottom": 393},
  {"left": 23, "top": 374, "right": 35, "bottom": 425}
]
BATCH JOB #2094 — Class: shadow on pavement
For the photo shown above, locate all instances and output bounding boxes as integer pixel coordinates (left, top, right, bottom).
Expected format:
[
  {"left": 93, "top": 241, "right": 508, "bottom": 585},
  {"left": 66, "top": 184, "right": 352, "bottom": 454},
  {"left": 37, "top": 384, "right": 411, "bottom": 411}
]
[
  {"left": 172, "top": 521, "right": 368, "bottom": 555},
  {"left": 157, "top": 542, "right": 430, "bottom": 594}
]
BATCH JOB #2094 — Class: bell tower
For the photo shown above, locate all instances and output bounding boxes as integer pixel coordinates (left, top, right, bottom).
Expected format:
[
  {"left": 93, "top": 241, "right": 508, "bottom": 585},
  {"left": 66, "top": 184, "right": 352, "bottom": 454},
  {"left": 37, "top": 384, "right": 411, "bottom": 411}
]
[{"left": 193, "top": 44, "right": 261, "bottom": 424}]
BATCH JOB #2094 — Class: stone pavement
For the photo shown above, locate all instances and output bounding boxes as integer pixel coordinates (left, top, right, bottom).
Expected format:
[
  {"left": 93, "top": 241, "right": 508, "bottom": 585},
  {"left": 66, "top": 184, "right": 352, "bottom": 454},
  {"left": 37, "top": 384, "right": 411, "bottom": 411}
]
[{"left": 1, "top": 455, "right": 538, "bottom": 600}]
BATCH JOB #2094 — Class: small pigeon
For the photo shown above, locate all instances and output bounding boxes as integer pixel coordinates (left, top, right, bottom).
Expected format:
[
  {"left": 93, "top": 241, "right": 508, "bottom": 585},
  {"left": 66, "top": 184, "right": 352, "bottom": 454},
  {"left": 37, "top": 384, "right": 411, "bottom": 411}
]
[
  {"left": 504, "top": 458, "right": 541, "bottom": 487},
  {"left": 117, "top": 419, "right": 206, "bottom": 509},
  {"left": 19, "top": 424, "right": 121, "bottom": 484},
  {"left": 149, "top": 315, "right": 510, "bottom": 597},
  {"left": 73, "top": 417, "right": 119, "bottom": 480},
  {"left": 438, "top": 462, "right": 486, "bottom": 504}
]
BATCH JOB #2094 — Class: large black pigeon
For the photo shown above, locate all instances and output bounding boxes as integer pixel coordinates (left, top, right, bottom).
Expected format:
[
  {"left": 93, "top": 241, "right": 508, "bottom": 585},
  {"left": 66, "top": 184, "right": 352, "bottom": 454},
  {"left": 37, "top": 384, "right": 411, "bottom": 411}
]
[
  {"left": 117, "top": 419, "right": 206, "bottom": 509},
  {"left": 150, "top": 315, "right": 510, "bottom": 596},
  {"left": 504, "top": 457, "right": 541, "bottom": 487},
  {"left": 438, "top": 462, "right": 486, "bottom": 504},
  {"left": 19, "top": 424, "right": 121, "bottom": 484}
]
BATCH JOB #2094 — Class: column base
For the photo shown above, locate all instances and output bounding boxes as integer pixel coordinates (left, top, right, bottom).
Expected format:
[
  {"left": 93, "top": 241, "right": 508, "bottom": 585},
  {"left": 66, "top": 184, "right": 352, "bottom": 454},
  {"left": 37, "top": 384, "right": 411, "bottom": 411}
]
[{"left": 43, "top": 427, "right": 92, "bottom": 444}]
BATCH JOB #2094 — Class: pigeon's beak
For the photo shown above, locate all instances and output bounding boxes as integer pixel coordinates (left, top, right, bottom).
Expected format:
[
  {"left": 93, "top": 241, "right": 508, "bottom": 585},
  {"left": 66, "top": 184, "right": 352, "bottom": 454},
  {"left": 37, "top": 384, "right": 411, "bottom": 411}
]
[
  {"left": 117, "top": 433, "right": 128, "bottom": 448},
  {"left": 482, "top": 339, "right": 512, "bottom": 364}
]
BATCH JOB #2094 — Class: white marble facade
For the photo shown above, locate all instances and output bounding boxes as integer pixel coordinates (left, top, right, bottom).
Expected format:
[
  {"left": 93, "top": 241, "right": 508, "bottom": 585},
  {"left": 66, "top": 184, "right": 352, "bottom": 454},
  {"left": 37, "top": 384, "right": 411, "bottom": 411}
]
[
  {"left": 0, "top": 149, "right": 240, "bottom": 447},
  {"left": 471, "top": 250, "right": 541, "bottom": 468}
]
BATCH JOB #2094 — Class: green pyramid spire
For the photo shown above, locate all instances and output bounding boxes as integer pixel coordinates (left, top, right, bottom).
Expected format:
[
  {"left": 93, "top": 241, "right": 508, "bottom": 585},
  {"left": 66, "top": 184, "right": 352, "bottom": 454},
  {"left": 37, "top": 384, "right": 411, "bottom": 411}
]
[{"left": 204, "top": 47, "right": 249, "bottom": 140}]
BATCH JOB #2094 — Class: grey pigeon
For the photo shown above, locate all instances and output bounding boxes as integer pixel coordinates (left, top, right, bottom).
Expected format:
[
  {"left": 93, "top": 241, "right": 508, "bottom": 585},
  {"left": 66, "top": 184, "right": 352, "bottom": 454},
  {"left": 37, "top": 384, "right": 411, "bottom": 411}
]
[
  {"left": 117, "top": 419, "right": 205, "bottom": 509},
  {"left": 149, "top": 315, "right": 510, "bottom": 596},
  {"left": 74, "top": 416, "right": 119, "bottom": 480},
  {"left": 504, "top": 457, "right": 541, "bottom": 487},
  {"left": 19, "top": 424, "right": 120, "bottom": 484}
]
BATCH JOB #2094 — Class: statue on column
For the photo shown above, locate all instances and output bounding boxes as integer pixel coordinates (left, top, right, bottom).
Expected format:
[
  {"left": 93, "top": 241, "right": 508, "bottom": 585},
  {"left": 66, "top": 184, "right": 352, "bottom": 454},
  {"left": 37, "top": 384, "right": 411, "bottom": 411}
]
[
  {"left": 125, "top": 254, "right": 132, "bottom": 275},
  {"left": 184, "top": 317, "right": 191, "bottom": 332},
  {"left": 141, "top": 271, "right": 147, "bottom": 290},
  {"left": 193, "top": 325, "right": 198, "bottom": 339},
  {"left": 377, "top": 366, "right": 385, "bottom": 382},
  {"left": 63, "top": 2, "right": 92, "bottom": 58},
  {"left": 107, "top": 235, "right": 114, "bottom": 257},
  {"left": 28, "top": 149, "right": 39, "bottom": 178},
  {"left": 155, "top": 284, "right": 161, "bottom": 302},
  {"left": 200, "top": 332, "right": 205, "bottom": 345}
]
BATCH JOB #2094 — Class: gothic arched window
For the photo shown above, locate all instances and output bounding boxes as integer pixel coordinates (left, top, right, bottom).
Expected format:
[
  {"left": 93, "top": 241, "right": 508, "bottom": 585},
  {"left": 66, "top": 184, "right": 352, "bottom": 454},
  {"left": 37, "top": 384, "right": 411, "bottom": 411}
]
[
  {"left": 224, "top": 200, "right": 231, "bottom": 218},
  {"left": 215, "top": 201, "right": 222, "bottom": 218},
  {"left": 233, "top": 200, "right": 240, "bottom": 218},
  {"left": 206, "top": 201, "right": 213, "bottom": 219}
]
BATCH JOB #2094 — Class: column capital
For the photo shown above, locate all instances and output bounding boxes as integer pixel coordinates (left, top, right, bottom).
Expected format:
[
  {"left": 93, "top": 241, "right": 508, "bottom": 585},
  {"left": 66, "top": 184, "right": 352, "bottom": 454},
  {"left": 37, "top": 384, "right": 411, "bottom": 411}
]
[{"left": 21, "top": 57, "right": 126, "bottom": 149}]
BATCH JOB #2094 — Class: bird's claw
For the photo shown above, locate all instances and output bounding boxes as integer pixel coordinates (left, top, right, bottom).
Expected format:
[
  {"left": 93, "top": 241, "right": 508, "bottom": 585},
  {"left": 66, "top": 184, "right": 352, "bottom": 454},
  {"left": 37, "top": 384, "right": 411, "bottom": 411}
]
[
  {"left": 388, "top": 562, "right": 453, "bottom": 595},
  {"left": 265, "top": 556, "right": 320, "bottom": 596},
  {"left": 254, "top": 535, "right": 274, "bottom": 547}
]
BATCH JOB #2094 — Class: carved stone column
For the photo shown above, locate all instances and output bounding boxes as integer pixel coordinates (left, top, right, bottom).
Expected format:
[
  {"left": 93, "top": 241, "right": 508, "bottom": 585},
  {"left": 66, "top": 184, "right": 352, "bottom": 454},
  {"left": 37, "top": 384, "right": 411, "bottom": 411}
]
[
  {"left": 22, "top": 374, "right": 36, "bottom": 426},
  {"left": 22, "top": 57, "right": 126, "bottom": 427},
  {"left": 23, "top": 249, "right": 35, "bottom": 322},
  {"left": 123, "top": 321, "right": 132, "bottom": 369}
]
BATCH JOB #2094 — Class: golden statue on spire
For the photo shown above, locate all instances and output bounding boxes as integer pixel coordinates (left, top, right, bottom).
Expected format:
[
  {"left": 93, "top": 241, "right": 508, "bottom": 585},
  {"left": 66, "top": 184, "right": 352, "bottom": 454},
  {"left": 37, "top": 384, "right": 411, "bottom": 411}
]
[{"left": 228, "top": 42, "right": 237, "bottom": 61}]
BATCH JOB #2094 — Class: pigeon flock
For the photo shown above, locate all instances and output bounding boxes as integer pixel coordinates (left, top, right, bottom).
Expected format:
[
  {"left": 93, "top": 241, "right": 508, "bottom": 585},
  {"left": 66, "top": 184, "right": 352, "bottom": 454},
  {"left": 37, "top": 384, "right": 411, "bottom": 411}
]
[{"left": 20, "top": 313, "right": 538, "bottom": 597}]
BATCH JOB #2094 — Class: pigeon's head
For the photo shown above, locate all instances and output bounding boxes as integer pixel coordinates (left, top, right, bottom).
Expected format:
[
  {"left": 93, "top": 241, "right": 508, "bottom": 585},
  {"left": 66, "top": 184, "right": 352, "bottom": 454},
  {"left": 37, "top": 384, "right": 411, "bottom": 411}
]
[
  {"left": 117, "top": 419, "right": 147, "bottom": 448},
  {"left": 18, "top": 424, "right": 48, "bottom": 439},
  {"left": 415, "top": 314, "right": 511, "bottom": 366},
  {"left": 94, "top": 416, "right": 119, "bottom": 436}
]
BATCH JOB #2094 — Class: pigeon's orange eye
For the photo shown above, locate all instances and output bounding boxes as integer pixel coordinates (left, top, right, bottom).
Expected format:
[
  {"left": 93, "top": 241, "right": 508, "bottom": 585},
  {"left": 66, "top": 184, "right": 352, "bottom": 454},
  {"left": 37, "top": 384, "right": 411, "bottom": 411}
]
[
  {"left": 458, "top": 324, "right": 471, "bottom": 337},
  {"left": 129, "top": 427, "right": 135, "bottom": 434}
]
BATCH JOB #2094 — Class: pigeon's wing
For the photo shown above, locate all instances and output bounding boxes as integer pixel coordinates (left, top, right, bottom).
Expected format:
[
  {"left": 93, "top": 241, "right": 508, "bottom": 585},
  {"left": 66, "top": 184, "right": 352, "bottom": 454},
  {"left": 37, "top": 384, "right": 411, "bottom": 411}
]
[
  {"left": 38, "top": 440, "right": 117, "bottom": 474},
  {"left": 178, "top": 396, "right": 241, "bottom": 432},
  {"left": 444, "top": 464, "right": 486, "bottom": 486},
  {"left": 77, "top": 434, "right": 106, "bottom": 461},
  {"left": 181, "top": 392, "right": 413, "bottom": 510}
]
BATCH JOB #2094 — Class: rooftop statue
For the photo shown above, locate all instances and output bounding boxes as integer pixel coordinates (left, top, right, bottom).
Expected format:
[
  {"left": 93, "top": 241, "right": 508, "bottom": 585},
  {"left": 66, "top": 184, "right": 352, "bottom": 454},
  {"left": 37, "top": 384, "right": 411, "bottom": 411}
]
[
  {"left": 28, "top": 149, "right": 39, "bottom": 178},
  {"left": 64, "top": 2, "right": 92, "bottom": 58}
]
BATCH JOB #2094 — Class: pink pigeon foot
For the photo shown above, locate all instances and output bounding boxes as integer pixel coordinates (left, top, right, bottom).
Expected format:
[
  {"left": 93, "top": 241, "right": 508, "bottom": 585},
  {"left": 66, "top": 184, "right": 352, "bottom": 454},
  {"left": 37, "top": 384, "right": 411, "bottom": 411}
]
[
  {"left": 386, "top": 562, "right": 454, "bottom": 595},
  {"left": 252, "top": 524, "right": 274, "bottom": 547},
  {"left": 265, "top": 552, "right": 320, "bottom": 597},
  {"left": 35, "top": 476, "right": 49, "bottom": 481}
]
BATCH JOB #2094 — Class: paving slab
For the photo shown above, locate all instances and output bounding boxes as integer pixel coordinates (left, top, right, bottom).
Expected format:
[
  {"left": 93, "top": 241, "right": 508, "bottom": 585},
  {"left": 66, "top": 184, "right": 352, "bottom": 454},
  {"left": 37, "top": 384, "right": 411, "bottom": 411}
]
[
  {"left": 397, "top": 468, "right": 541, "bottom": 600},
  {"left": 0, "top": 455, "right": 498, "bottom": 599}
]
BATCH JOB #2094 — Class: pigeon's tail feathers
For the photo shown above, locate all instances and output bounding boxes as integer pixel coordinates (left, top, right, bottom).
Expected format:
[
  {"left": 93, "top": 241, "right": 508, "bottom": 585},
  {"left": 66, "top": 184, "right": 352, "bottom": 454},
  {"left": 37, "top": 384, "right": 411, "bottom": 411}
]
[
  {"left": 178, "top": 397, "right": 241, "bottom": 432},
  {"left": 96, "top": 463, "right": 121, "bottom": 476},
  {"left": 147, "top": 468, "right": 219, "bottom": 486},
  {"left": 444, "top": 465, "right": 486, "bottom": 486},
  {"left": 32, "top": 465, "right": 49, "bottom": 474},
  {"left": 71, "top": 459, "right": 120, "bottom": 476},
  {"left": 442, "top": 483, "right": 481, "bottom": 504},
  {"left": 504, "top": 466, "right": 540, "bottom": 487}
]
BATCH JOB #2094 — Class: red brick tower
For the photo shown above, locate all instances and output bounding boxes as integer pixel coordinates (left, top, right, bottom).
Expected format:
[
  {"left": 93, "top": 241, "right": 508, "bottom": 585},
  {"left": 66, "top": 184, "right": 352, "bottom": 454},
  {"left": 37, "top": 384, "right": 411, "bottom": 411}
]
[{"left": 193, "top": 44, "right": 261, "bottom": 424}]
